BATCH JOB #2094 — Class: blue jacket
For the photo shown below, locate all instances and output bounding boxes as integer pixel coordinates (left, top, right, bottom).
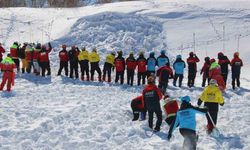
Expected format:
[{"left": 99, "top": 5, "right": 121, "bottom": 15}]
[
  {"left": 157, "top": 54, "right": 169, "bottom": 67},
  {"left": 147, "top": 57, "right": 157, "bottom": 72},
  {"left": 168, "top": 102, "right": 207, "bottom": 135},
  {"left": 173, "top": 58, "right": 186, "bottom": 74}
]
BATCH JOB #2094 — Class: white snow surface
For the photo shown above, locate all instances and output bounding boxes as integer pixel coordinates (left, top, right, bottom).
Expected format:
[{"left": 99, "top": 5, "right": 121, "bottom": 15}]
[{"left": 0, "top": 0, "right": 250, "bottom": 149}]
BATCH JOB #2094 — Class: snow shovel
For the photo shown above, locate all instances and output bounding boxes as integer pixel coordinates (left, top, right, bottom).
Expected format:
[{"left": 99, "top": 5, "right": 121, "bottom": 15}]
[{"left": 207, "top": 112, "right": 220, "bottom": 138}]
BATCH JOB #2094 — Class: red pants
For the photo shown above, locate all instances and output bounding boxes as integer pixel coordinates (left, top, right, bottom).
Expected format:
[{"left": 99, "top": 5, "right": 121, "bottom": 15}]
[{"left": 0, "top": 72, "right": 13, "bottom": 91}]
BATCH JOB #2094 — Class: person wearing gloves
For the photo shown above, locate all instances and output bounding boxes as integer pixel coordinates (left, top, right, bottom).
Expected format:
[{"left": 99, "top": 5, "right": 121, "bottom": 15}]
[{"left": 168, "top": 96, "right": 207, "bottom": 150}]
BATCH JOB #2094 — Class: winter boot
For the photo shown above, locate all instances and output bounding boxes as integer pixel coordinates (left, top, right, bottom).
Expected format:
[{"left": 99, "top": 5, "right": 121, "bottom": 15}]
[
  {"left": 140, "top": 112, "right": 146, "bottom": 121},
  {"left": 108, "top": 77, "right": 111, "bottom": 82},
  {"left": 81, "top": 76, "right": 84, "bottom": 81},
  {"left": 98, "top": 76, "right": 102, "bottom": 82},
  {"left": 87, "top": 76, "right": 90, "bottom": 81},
  {"left": 91, "top": 76, "right": 94, "bottom": 81},
  {"left": 22, "top": 68, "right": 25, "bottom": 73},
  {"left": 102, "top": 76, "right": 106, "bottom": 82}
]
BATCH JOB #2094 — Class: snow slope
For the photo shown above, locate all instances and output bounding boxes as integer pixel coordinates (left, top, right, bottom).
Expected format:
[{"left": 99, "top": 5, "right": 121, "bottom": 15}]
[{"left": 0, "top": 0, "right": 250, "bottom": 149}]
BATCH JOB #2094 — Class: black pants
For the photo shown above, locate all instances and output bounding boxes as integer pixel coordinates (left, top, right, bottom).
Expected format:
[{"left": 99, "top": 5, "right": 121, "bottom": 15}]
[
  {"left": 127, "top": 70, "right": 134, "bottom": 86},
  {"left": 173, "top": 73, "right": 183, "bottom": 87},
  {"left": 58, "top": 61, "right": 68, "bottom": 76},
  {"left": 148, "top": 110, "right": 162, "bottom": 131},
  {"left": 26, "top": 61, "right": 33, "bottom": 73},
  {"left": 222, "top": 72, "right": 228, "bottom": 85},
  {"left": 138, "top": 72, "right": 146, "bottom": 86},
  {"left": 115, "top": 71, "right": 124, "bottom": 84},
  {"left": 90, "top": 63, "right": 101, "bottom": 81},
  {"left": 165, "top": 116, "right": 176, "bottom": 126},
  {"left": 40, "top": 62, "right": 50, "bottom": 77},
  {"left": 13, "top": 58, "right": 20, "bottom": 72},
  {"left": 158, "top": 82, "right": 168, "bottom": 95},
  {"left": 232, "top": 73, "right": 240, "bottom": 89},
  {"left": 202, "top": 76, "right": 210, "bottom": 87},
  {"left": 188, "top": 72, "right": 196, "bottom": 87},
  {"left": 79, "top": 61, "right": 89, "bottom": 79},
  {"left": 70, "top": 61, "right": 79, "bottom": 79},
  {"left": 103, "top": 63, "right": 112, "bottom": 82},
  {"left": 180, "top": 129, "right": 198, "bottom": 150}
]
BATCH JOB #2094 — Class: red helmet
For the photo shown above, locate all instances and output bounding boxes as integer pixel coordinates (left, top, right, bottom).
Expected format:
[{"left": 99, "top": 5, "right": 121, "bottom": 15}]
[
  {"left": 62, "top": 44, "right": 67, "bottom": 49},
  {"left": 234, "top": 52, "right": 239, "bottom": 58},
  {"left": 210, "top": 58, "right": 216, "bottom": 63},
  {"left": 41, "top": 45, "right": 46, "bottom": 49}
]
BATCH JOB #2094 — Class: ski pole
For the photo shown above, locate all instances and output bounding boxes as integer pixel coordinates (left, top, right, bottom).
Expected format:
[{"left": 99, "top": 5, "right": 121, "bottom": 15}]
[{"left": 207, "top": 111, "right": 216, "bottom": 127}]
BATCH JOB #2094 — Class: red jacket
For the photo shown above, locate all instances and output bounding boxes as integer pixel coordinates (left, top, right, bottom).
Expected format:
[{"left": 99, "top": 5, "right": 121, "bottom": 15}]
[
  {"left": 142, "top": 84, "right": 163, "bottom": 108},
  {"left": 10, "top": 47, "right": 18, "bottom": 59},
  {"left": 163, "top": 100, "right": 179, "bottom": 117},
  {"left": 126, "top": 57, "right": 137, "bottom": 70},
  {"left": 131, "top": 95, "right": 144, "bottom": 110},
  {"left": 59, "top": 50, "right": 69, "bottom": 62},
  {"left": 158, "top": 65, "right": 173, "bottom": 82},
  {"left": 0, "top": 46, "right": 5, "bottom": 59},
  {"left": 115, "top": 57, "right": 125, "bottom": 72},
  {"left": 187, "top": 57, "right": 200, "bottom": 71},
  {"left": 209, "top": 66, "right": 221, "bottom": 79},
  {"left": 201, "top": 62, "right": 210, "bottom": 77},
  {"left": 0, "top": 61, "right": 16, "bottom": 72},
  {"left": 33, "top": 50, "right": 40, "bottom": 60},
  {"left": 137, "top": 57, "right": 147, "bottom": 73},
  {"left": 26, "top": 51, "right": 33, "bottom": 62}
]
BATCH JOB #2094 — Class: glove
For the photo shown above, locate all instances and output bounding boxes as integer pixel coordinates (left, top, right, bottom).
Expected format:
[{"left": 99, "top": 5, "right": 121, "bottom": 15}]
[
  {"left": 220, "top": 102, "right": 224, "bottom": 106},
  {"left": 167, "top": 133, "right": 172, "bottom": 141}
]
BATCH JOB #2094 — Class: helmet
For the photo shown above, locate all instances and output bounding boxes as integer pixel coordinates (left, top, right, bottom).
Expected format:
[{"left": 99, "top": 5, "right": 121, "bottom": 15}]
[
  {"left": 189, "top": 52, "right": 194, "bottom": 57},
  {"left": 176, "top": 55, "right": 182, "bottom": 59},
  {"left": 81, "top": 47, "right": 86, "bottom": 51},
  {"left": 181, "top": 96, "right": 191, "bottom": 103},
  {"left": 62, "top": 44, "right": 67, "bottom": 49},
  {"left": 129, "top": 51, "right": 134, "bottom": 55},
  {"left": 13, "top": 42, "right": 18, "bottom": 46},
  {"left": 111, "top": 51, "right": 116, "bottom": 55},
  {"left": 118, "top": 50, "right": 123, "bottom": 55},
  {"left": 209, "top": 79, "right": 218, "bottom": 85},
  {"left": 218, "top": 52, "right": 224, "bottom": 57},
  {"left": 92, "top": 47, "right": 97, "bottom": 52},
  {"left": 150, "top": 52, "right": 155, "bottom": 57},
  {"left": 147, "top": 75, "right": 155, "bottom": 84},
  {"left": 161, "top": 50, "right": 165, "bottom": 55},
  {"left": 41, "top": 45, "right": 46, "bottom": 50},
  {"left": 139, "top": 51, "right": 144, "bottom": 56},
  {"left": 234, "top": 52, "right": 239, "bottom": 58},
  {"left": 205, "top": 57, "right": 210, "bottom": 62},
  {"left": 210, "top": 58, "right": 216, "bottom": 63}
]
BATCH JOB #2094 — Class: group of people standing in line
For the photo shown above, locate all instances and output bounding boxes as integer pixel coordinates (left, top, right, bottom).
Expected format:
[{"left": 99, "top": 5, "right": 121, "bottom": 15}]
[{"left": 0, "top": 42, "right": 244, "bottom": 93}]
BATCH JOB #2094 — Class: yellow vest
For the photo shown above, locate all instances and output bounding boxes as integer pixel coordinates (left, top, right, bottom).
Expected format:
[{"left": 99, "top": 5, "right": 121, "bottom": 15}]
[
  {"left": 105, "top": 54, "right": 115, "bottom": 65},
  {"left": 89, "top": 52, "right": 100, "bottom": 63},
  {"left": 78, "top": 50, "right": 89, "bottom": 61},
  {"left": 199, "top": 85, "right": 224, "bottom": 104}
]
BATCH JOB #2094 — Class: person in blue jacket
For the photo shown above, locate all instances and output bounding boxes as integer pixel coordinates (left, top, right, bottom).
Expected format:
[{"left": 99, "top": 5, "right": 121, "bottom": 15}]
[
  {"left": 157, "top": 50, "right": 170, "bottom": 68},
  {"left": 146, "top": 52, "right": 157, "bottom": 77},
  {"left": 173, "top": 55, "right": 186, "bottom": 87},
  {"left": 168, "top": 96, "right": 207, "bottom": 150}
]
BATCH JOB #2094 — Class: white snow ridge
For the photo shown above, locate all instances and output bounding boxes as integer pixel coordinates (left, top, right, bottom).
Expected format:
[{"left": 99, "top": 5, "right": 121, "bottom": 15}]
[{"left": 1, "top": 0, "right": 250, "bottom": 150}]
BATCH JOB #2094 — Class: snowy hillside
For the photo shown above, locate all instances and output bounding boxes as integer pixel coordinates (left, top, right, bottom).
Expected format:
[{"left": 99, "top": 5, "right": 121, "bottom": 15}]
[{"left": 0, "top": 0, "right": 250, "bottom": 149}]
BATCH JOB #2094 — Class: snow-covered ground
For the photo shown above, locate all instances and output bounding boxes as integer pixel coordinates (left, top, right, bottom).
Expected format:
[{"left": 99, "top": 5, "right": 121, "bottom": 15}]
[{"left": 0, "top": 0, "right": 250, "bottom": 149}]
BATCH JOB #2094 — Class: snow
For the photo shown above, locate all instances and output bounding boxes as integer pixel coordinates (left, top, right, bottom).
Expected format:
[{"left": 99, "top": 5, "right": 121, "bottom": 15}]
[{"left": 0, "top": 0, "right": 250, "bottom": 149}]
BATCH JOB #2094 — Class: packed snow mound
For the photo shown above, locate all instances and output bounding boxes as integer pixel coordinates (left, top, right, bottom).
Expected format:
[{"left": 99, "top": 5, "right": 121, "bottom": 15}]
[{"left": 53, "top": 12, "right": 167, "bottom": 55}]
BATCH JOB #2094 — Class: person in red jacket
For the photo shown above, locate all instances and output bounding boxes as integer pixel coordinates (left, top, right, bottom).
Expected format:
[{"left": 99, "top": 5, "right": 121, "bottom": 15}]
[
  {"left": 218, "top": 52, "right": 231, "bottom": 84},
  {"left": 10, "top": 42, "right": 20, "bottom": 72},
  {"left": 126, "top": 52, "right": 137, "bottom": 86},
  {"left": 38, "top": 43, "right": 52, "bottom": 77},
  {"left": 201, "top": 57, "right": 211, "bottom": 87},
  {"left": 231, "top": 52, "right": 243, "bottom": 89},
  {"left": 142, "top": 75, "right": 163, "bottom": 132},
  {"left": 131, "top": 95, "right": 147, "bottom": 121},
  {"left": 0, "top": 43, "right": 5, "bottom": 62},
  {"left": 137, "top": 52, "right": 147, "bottom": 86},
  {"left": 209, "top": 59, "right": 226, "bottom": 91},
  {"left": 0, "top": 54, "right": 16, "bottom": 92},
  {"left": 157, "top": 63, "right": 173, "bottom": 94},
  {"left": 187, "top": 52, "right": 200, "bottom": 88},
  {"left": 114, "top": 51, "right": 125, "bottom": 84},
  {"left": 162, "top": 94, "right": 179, "bottom": 126},
  {"left": 57, "top": 44, "right": 69, "bottom": 76}
]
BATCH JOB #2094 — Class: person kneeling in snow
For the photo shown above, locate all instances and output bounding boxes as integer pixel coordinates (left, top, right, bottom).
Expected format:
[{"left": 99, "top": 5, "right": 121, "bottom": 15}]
[
  {"left": 0, "top": 54, "right": 16, "bottom": 92},
  {"left": 168, "top": 96, "right": 207, "bottom": 150},
  {"left": 198, "top": 79, "right": 224, "bottom": 134},
  {"left": 131, "top": 95, "right": 147, "bottom": 121},
  {"left": 142, "top": 75, "right": 163, "bottom": 132},
  {"left": 162, "top": 95, "right": 179, "bottom": 126}
]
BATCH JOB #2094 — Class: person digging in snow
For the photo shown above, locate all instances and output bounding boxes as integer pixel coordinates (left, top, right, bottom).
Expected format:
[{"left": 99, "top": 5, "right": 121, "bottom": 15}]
[
  {"left": 162, "top": 94, "right": 179, "bottom": 126},
  {"left": 131, "top": 95, "right": 147, "bottom": 121}
]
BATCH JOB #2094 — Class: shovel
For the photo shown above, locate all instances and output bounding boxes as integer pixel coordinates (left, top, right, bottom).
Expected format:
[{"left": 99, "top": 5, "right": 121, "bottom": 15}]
[{"left": 207, "top": 111, "right": 220, "bottom": 138}]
